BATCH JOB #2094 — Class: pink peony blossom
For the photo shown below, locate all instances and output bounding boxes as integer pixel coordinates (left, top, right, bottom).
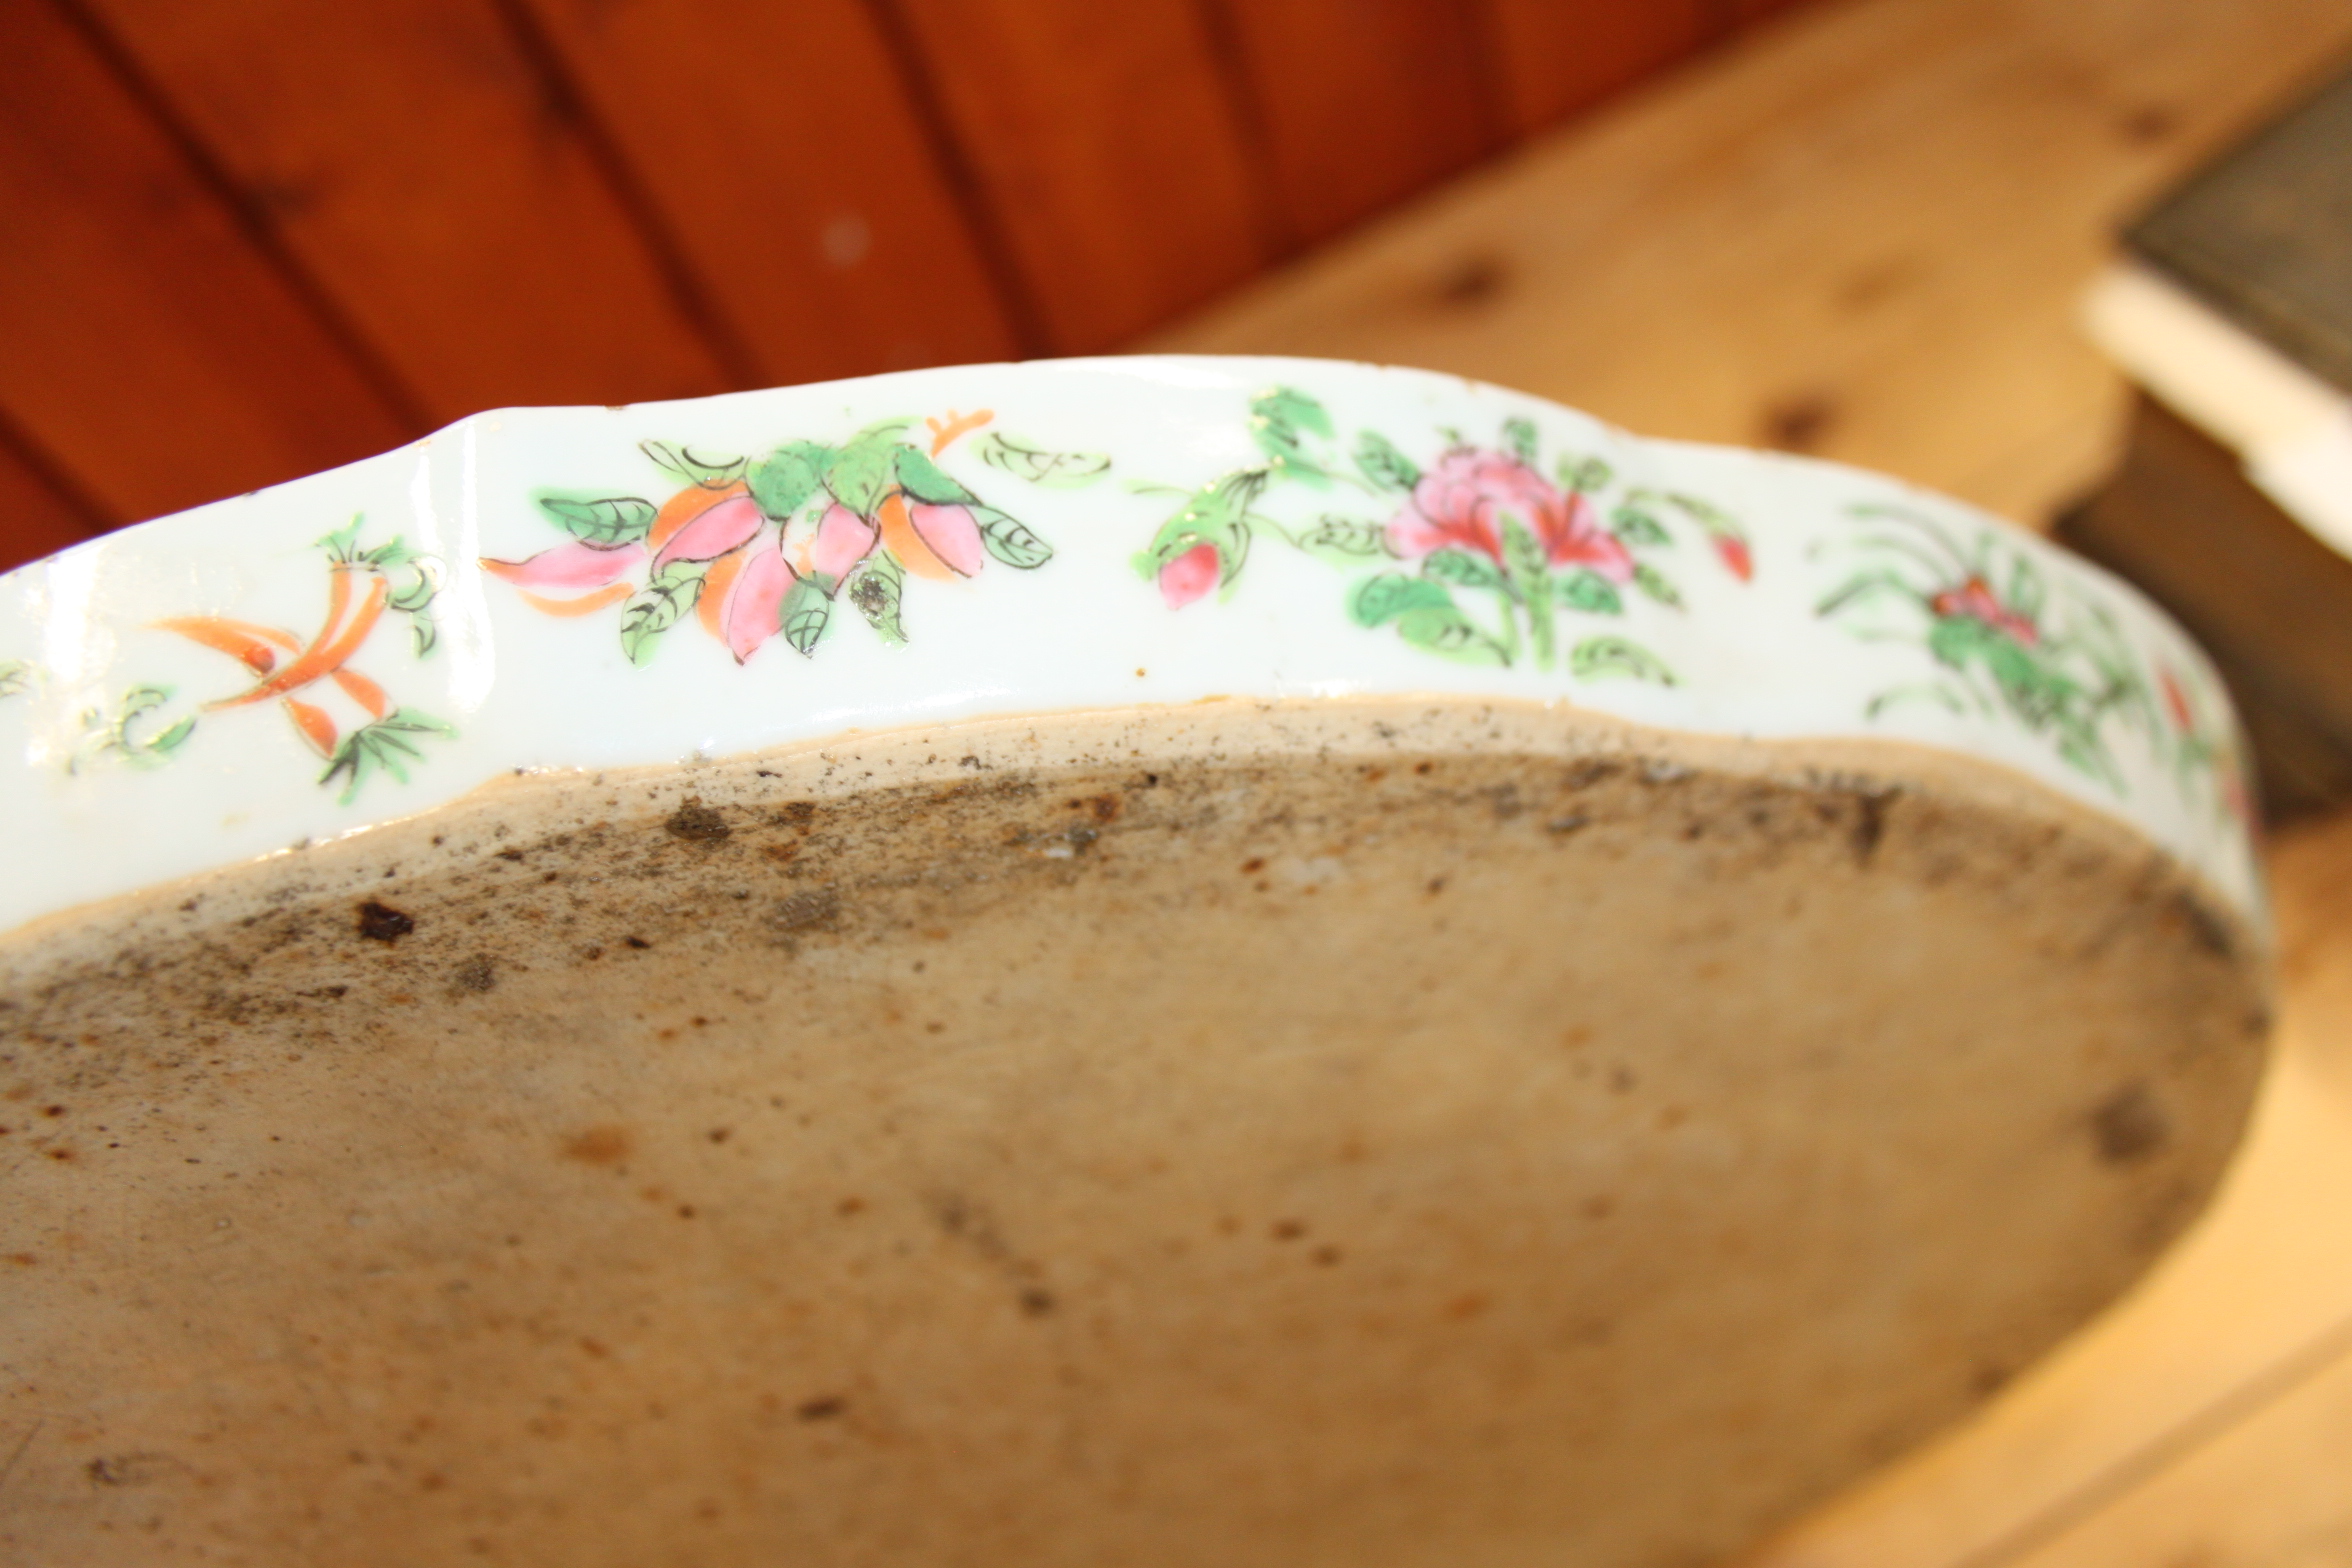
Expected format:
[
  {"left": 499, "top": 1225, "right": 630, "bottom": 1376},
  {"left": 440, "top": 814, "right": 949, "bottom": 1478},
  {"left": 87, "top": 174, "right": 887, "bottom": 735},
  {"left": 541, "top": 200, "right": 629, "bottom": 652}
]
[
  {"left": 909, "top": 502, "right": 987, "bottom": 577},
  {"left": 480, "top": 538, "right": 644, "bottom": 590},
  {"left": 1386, "top": 449, "right": 1633, "bottom": 583},
  {"left": 651, "top": 493, "right": 766, "bottom": 573},
  {"left": 1158, "top": 542, "right": 1220, "bottom": 608},
  {"left": 722, "top": 536, "right": 795, "bottom": 663},
  {"left": 811, "top": 502, "right": 880, "bottom": 582}
]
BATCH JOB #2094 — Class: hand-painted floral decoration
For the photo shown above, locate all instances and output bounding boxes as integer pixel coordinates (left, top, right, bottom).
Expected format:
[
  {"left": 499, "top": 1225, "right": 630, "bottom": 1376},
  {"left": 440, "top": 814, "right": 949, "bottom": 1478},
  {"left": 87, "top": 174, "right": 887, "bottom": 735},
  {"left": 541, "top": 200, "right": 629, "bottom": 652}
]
[
  {"left": 1131, "top": 389, "right": 1753, "bottom": 681},
  {"left": 1816, "top": 504, "right": 2247, "bottom": 815},
  {"left": 485, "top": 409, "right": 1062, "bottom": 664},
  {"left": 0, "top": 519, "right": 451, "bottom": 799}
]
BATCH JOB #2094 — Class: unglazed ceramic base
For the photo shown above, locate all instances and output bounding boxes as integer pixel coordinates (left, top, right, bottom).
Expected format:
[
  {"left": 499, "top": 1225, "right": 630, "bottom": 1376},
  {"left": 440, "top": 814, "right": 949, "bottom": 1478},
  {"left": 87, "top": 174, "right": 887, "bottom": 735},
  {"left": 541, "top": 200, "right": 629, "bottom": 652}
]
[
  {"left": 0, "top": 701, "right": 2263, "bottom": 1568},
  {"left": 0, "top": 357, "right": 2273, "bottom": 1565}
]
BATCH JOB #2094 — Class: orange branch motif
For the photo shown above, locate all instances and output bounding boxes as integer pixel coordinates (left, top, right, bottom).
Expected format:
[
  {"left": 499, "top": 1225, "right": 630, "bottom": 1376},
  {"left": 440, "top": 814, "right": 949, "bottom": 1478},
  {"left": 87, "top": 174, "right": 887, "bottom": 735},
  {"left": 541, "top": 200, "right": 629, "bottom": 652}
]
[{"left": 925, "top": 408, "right": 993, "bottom": 456}]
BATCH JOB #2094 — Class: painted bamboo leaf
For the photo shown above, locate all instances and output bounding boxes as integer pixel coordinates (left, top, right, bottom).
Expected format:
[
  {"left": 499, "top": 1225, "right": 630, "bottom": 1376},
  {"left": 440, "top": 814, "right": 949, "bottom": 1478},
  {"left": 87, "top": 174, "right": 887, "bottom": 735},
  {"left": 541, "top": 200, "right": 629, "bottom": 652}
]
[
  {"left": 1559, "top": 456, "right": 1612, "bottom": 495},
  {"left": 319, "top": 708, "right": 455, "bottom": 804},
  {"left": 1611, "top": 504, "right": 1671, "bottom": 548}
]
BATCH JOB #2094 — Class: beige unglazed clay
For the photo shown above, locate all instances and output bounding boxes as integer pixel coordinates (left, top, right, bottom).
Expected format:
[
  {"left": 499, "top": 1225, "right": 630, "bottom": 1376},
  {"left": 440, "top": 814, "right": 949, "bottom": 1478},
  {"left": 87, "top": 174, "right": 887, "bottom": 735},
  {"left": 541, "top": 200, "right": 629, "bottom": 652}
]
[{"left": 0, "top": 697, "right": 2267, "bottom": 1568}]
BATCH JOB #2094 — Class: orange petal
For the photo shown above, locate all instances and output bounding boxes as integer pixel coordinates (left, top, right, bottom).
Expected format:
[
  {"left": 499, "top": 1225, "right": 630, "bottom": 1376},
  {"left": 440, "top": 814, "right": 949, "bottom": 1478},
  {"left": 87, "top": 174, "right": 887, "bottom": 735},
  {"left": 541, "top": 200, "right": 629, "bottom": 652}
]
[
  {"left": 283, "top": 696, "right": 338, "bottom": 757},
  {"left": 649, "top": 480, "right": 750, "bottom": 553},
  {"left": 519, "top": 582, "right": 634, "bottom": 617},
  {"left": 153, "top": 615, "right": 300, "bottom": 674},
  {"left": 331, "top": 667, "right": 389, "bottom": 719},
  {"left": 697, "top": 544, "right": 751, "bottom": 638},
  {"left": 878, "top": 491, "right": 954, "bottom": 581}
]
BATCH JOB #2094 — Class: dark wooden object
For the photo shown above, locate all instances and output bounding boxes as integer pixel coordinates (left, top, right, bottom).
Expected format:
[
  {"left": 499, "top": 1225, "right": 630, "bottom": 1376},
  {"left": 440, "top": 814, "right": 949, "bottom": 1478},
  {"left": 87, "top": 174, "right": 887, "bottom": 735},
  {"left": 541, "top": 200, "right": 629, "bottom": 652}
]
[
  {"left": 2055, "top": 397, "right": 2352, "bottom": 823},
  {"left": 2128, "top": 67, "right": 2352, "bottom": 391}
]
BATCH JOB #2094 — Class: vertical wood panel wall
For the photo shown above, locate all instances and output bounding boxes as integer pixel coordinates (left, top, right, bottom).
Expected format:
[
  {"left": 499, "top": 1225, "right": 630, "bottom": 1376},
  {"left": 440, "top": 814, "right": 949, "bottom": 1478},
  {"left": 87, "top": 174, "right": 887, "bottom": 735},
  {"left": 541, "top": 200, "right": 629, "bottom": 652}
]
[{"left": 0, "top": 0, "right": 1813, "bottom": 570}]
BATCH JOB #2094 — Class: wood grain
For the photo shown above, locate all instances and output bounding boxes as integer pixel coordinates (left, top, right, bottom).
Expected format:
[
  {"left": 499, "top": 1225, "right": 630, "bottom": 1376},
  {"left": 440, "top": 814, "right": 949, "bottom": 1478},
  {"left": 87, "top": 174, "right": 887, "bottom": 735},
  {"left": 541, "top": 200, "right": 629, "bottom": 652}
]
[
  {"left": 1154, "top": 0, "right": 2352, "bottom": 528},
  {"left": 883, "top": 0, "right": 1273, "bottom": 352},
  {"left": 82, "top": 0, "right": 732, "bottom": 421},
  {"left": 1483, "top": 0, "right": 1719, "bottom": 136},
  {"left": 0, "top": 426, "right": 108, "bottom": 574},
  {"left": 1208, "top": 0, "right": 1505, "bottom": 248},
  {"left": 520, "top": 0, "right": 1023, "bottom": 384},
  {"left": 0, "top": 0, "right": 412, "bottom": 526}
]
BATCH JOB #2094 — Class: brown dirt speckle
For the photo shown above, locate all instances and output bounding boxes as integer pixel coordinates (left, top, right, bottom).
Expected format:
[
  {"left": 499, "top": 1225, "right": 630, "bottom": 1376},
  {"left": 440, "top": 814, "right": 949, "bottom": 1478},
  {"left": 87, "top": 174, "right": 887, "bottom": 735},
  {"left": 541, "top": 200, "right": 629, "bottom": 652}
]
[
  {"left": 356, "top": 901, "right": 414, "bottom": 942},
  {"left": 564, "top": 1125, "right": 632, "bottom": 1166}
]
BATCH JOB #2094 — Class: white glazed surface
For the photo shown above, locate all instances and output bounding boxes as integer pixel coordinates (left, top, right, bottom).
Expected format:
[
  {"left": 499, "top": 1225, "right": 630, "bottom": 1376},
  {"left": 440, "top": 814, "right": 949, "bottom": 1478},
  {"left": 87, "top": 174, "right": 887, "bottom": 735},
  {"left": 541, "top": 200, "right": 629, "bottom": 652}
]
[{"left": 0, "top": 356, "right": 2260, "bottom": 933}]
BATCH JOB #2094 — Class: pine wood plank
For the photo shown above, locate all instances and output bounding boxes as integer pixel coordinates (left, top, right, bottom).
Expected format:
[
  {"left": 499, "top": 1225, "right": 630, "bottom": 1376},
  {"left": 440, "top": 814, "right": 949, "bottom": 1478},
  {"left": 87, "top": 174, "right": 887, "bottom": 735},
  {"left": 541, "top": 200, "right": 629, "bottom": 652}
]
[
  {"left": 1211, "top": 0, "right": 1504, "bottom": 247},
  {"left": 83, "top": 0, "right": 731, "bottom": 422},
  {"left": 1153, "top": 0, "right": 2352, "bottom": 528},
  {"left": 0, "top": 0, "right": 411, "bottom": 526},
  {"left": 1483, "top": 0, "right": 1719, "bottom": 136},
  {"left": 0, "top": 429, "right": 107, "bottom": 574},
  {"left": 885, "top": 0, "right": 1272, "bottom": 352},
  {"left": 520, "top": 0, "right": 1022, "bottom": 384}
]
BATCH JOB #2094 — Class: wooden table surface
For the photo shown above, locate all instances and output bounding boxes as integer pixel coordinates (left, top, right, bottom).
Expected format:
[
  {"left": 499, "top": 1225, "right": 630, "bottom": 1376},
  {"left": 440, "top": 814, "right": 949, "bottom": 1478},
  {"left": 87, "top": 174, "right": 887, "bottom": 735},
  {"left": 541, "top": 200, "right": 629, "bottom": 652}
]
[{"left": 1159, "top": 0, "right": 2352, "bottom": 1562}]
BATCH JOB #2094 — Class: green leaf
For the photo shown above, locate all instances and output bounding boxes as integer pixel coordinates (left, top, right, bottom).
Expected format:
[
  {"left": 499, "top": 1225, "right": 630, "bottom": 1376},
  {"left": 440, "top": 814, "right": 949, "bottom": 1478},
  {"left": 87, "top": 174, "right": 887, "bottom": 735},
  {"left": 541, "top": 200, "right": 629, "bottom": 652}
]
[
  {"left": 848, "top": 550, "right": 907, "bottom": 645},
  {"left": 315, "top": 515, "right": 365, "bottom": 561},
  {"left": 1501, "top": 515, "right": 1547, "bottom": 586},
  {"left": 1354, "top": 431, "right": 1421, "bottom": 492},
  {"left": 978, "top": 433, "right": 1110, "bottom": 488},
  {"left": 972, "top": 506, "right": 1053, "bottom": 570},
  {"left": 824, "top": 424, "right": 911, "bottom": 518},
  {"left": 1570, "top": 636, "right": 1676, "bottom": 685},
  {"left": 1503, "top": 416, "right": 1539, "bottom": 467},
  {"left": 751, "top": 441, "right": 832, "bottom": 520},
  {"left": 1423, "top": 548, "right": 1506, "bottom": 592},
  {"left": 1631, "top": 561, "right": 1683, "bottom": 609},
  {"left": 1560, "top": 571, "right": 1624, "bottom": 615},
  {"left": 894, "top": 443, "right": 982, "bottom": 507},
  {"left": 1349, "top": 572, "right": 1457, "bottom": 628},
  {"left": 2006, "top": 553, "right": 2046, "bottom": 623},
  {"left": 1134, "top": 471, "right": 1263, "bottom": 581},
  {"left": 1558, "top": 456, "right": 1612, "bottom": 494},
  {"left": 319, "top": 708, "right": 456, "bottom": 805},
  {"left": 1248, "top": 387, "right": 1335, "bottom": 482},
  {"left": 1610, "top": 505, "right": 1671, "bottom": 548},
  {"left": 0, "top": 659, "right": 34, "bottom": 698},
  {"left": 782, "top": 576, "right": 832, "bottom": 655},
  {"left": 149, "top": 715, "right": 197, "bottom": 755},
  {"left": 538, "top": 494, "right": 656, "bottom": 546},
  {"left": 619, "top": 560, "right": 705, "bottom": 666},
  {"left": 1297, "top": 514, "right": 1387, "bottom": 561},
  {"left": 1396, "top": 605, "right": 1511, "bottom": 665},
  {"left": 640, "top": 440, "right": 745, "bottom": 487}
]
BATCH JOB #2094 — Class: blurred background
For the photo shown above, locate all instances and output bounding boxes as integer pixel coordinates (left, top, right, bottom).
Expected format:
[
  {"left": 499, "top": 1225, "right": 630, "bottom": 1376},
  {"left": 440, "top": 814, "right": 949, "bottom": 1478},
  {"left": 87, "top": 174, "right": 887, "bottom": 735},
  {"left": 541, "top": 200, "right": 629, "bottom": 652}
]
[
  {"left": 0, "top": 0, "right": 1809, "bottom": 573},
  {"left": 11, "top": 1, "right": 2352, "bottom": 1564}
]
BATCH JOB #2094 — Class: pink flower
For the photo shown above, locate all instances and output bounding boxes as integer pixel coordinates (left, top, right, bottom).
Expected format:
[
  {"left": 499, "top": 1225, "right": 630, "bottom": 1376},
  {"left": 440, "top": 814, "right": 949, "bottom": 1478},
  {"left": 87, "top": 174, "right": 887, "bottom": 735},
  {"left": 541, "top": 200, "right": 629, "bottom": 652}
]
[
  {"left": 1930, "top": 577, "right": 2038, "bottom": 646},
  {"left": 811, "top": 502, "right": 880, "bottom": 582},
  {"left": 906, "top": 502, "right": 987, "bottom": 578},
  {"left": 480, "top": 538, "right": 644, "bottom": 591},
  {"left": 651, "top": 493, "right": 766, "bottom": 573},
  {"left": 1386, "top": 449, "right": 1633, "bottom": 582},
  {"left": 1158, "top": 542, "right": 1220, "bottom": 608},
  {"left": 719, "top": 535, "right": 795, "bottom": 663},
  {"left": 1713, "top": 535, "right": 1753, "bottom": 582}
]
